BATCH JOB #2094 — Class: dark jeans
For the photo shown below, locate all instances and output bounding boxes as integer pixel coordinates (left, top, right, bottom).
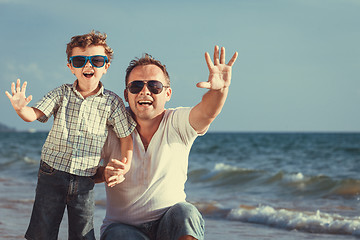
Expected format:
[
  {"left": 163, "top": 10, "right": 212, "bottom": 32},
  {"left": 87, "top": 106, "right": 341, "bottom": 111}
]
[
  {"left": 101, "top": 202, "right": 205, "bottom": 240},
  {"left": 25, "top": 161, "right": 96, "bottom": 240}
]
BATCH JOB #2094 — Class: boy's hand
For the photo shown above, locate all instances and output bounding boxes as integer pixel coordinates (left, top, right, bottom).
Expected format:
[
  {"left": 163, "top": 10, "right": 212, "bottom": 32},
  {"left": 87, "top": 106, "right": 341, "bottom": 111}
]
[
  {"left": 104, "top": 158, "right": 129, "bottom": 187},
  {"left": 197, "top": 46, "right": 238, "bottom": 91},
  {"left": 5, "top": 79, "right": 33, "bottom": 112}
]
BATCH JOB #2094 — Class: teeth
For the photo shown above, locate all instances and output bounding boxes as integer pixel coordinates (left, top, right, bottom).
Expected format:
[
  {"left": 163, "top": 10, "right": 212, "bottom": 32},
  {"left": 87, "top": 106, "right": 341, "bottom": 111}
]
[{"left": 138, "top": 100, "right": 152, "bottom": 105}]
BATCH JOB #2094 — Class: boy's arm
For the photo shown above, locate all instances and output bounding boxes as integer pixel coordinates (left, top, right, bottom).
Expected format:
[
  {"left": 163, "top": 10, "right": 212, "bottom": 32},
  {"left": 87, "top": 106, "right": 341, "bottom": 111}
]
[
  {"left": 118, "top": 135, "right": 133, "bottom": 175},
  {"left": 100, "top": 134, "right": 132, "bottom": 187},
  {"left": 189, "top": 46, "right": 238, "bottom": 134},
  {"left": 5, "top": 79, "right": 44, "bottom": 122}
]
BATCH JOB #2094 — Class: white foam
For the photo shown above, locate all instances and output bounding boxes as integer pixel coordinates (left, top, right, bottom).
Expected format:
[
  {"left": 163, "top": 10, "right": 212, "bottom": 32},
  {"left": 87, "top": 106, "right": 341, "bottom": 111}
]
[
  {"left": 227, "top": 205, "right": 360, "bottom": 236},
  {"left": 283, "top": 172, "right": 305, "bottom": 183},
  {"left": 213, "top": 163, "right": 239, "bottom": 172}
]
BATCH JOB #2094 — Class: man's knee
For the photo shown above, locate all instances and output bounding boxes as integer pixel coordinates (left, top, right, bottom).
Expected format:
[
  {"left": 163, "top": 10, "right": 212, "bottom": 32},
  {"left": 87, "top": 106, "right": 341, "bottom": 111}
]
[
  {"left": 101, "top": 223, "right": 148, "bottom": 240},
  {"left": 158, "top": 202, "right": 205, "bottom": 240},
  {"left": 168, "top": 202, "right": 203, "bottom": 224}
]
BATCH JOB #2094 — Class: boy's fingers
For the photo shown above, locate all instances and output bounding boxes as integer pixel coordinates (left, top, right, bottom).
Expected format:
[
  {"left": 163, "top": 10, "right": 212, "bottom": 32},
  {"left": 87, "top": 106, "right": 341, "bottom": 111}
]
[
  {"left": 110, "top": 159, "right": 125, "bottom": 169},
  {"left": 11, "top": 82, "right": 15, "bottom": 95},
  {"left": 21, "top": 81, "right": 28, "bottom": 93},
  {"left": 5, "top": 91, "right": 12, "bottom": 100},
  {"left": 16, "top": 79, "right": 21, "bottom": 92},
  {"left": 26, "top": 95, "right": 32, "bottom": 103}
]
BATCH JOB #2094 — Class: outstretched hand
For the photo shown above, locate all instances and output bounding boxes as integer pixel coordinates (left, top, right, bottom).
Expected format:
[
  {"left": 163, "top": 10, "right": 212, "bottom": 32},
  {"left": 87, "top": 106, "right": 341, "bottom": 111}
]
[
  {"left": 197, "top": 46, "right": 238, "bottom": 90},
  {"left": 5, "top": 79, "right": 33, "bottom": 112}
]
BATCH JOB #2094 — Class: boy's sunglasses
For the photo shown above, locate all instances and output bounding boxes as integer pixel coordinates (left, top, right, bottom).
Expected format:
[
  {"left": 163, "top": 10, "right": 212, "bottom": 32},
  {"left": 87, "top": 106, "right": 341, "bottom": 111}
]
[
  {"left": 69, "top": 55, "right": 109, "bottom": 68},
  {"left": 127, "top": 80, "right": 170, "bottom": 94}
]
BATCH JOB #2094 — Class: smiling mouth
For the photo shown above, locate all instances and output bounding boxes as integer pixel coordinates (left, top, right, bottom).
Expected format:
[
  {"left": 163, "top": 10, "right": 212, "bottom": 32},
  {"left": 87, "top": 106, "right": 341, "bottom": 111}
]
[
  {"left": 83, "top": 72, "right": 94, "bottom": 78},
  {"left": 138, "top": 100, "right": 153, "bottom": 106}
]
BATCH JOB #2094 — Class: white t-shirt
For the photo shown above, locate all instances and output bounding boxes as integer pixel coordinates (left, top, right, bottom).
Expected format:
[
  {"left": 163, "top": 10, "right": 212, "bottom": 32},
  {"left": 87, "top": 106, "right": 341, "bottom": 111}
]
[{"left": 100, "top": 107, "right": 201, "bottom": 234}]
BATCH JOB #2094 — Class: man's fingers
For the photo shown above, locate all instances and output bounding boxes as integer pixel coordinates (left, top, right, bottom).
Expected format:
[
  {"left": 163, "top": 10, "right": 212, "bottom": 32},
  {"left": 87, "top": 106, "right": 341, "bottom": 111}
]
[
  {"left": 205, "top": 52, "right": 214, "bottom": 70},
  {"left": 213, "top": 45, "right": 220, "bottom": 65},
  {"left": 227, "top": 52, "right": 238, "bottom": 67},
  {"left": 196, "top": 82, "right": 211, "bottom": 89},
  {"left": 220, "top": 47, "right": 225, "bottom": 64}
]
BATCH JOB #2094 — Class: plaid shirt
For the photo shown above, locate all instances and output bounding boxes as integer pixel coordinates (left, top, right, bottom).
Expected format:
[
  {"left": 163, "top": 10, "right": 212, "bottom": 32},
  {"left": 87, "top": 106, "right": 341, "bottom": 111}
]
[{"left": 33, "top": 80, "right": 136, "bottom": 176}]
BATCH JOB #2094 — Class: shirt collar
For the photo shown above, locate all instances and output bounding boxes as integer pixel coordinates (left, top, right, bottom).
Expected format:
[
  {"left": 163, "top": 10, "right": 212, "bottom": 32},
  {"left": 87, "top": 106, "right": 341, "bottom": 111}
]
[{"left": 72, "top": 80, "right": 104, "bottom": 99}]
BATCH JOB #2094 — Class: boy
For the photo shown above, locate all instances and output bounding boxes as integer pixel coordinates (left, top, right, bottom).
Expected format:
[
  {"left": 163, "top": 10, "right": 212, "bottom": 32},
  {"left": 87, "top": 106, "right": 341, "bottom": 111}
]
[{"left": 5, "top": 31, "right": 136, "bottom": 240}]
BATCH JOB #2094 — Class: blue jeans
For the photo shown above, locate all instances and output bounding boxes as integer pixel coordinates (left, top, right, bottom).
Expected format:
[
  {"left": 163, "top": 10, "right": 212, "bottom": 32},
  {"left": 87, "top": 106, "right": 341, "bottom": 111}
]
[
  {"left": 25, "top": 161, "right": 96, "bottom": 240},
  {"left": 101, "top": 202, "right": 205, "bottom": 240}
]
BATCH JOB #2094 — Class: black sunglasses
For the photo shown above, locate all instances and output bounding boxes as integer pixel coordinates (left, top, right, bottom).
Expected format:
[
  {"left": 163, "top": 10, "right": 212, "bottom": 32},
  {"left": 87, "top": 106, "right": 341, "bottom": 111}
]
[
  {"left": 69, "top": 55, "right": 109, "bottom": 68},
  {"left": 127, "top": 80, "right": 170, "bottom": 94}
]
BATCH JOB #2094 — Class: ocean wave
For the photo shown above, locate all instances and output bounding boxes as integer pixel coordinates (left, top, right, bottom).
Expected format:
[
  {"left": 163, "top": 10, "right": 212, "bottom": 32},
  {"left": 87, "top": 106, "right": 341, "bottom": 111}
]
[
  {"left": 227, "top": 205, "right": 360, "bottom": 236},
  {"left": 189, "top": 163, "right": 360, "bottom": 198}
]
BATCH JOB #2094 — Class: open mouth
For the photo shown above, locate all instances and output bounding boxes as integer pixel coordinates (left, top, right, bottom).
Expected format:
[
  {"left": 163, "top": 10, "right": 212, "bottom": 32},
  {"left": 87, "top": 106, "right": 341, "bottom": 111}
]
[
  {"left": 138, "top": 100, "right": 153, "bottom": 106},
  {"left": 83, "top": 72, "right": 94, "bottom": 78}
]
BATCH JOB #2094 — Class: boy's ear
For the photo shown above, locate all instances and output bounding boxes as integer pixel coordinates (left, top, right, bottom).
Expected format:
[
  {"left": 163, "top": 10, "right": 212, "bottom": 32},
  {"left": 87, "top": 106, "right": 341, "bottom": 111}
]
[
  {"left": 67, "top": 63, "right": 75, "bottom": 74},
  {"left": 102, "top": 62, "right": 110, "bottom": 75},
  {"left": 124, "top": 89, "right": 128, "bottom": 102}
]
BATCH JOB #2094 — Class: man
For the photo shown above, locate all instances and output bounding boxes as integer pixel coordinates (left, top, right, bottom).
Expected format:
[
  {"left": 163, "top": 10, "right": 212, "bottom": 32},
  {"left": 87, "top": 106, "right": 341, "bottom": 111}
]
[{"left": 99, "top": 46, "right": 238, "bottom": 240}]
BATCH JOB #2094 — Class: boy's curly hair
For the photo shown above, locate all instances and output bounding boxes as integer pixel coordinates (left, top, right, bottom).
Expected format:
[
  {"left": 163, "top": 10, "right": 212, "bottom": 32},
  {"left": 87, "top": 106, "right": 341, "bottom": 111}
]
[{"left": 66, "top": 30, "right": 114, "bottom": 63}]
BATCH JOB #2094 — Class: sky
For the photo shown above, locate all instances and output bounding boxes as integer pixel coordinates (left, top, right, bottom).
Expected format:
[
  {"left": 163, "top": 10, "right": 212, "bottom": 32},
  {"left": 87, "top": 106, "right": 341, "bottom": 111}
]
[{"left": 0, "top": 0, "right": 359, "bottom": 132}]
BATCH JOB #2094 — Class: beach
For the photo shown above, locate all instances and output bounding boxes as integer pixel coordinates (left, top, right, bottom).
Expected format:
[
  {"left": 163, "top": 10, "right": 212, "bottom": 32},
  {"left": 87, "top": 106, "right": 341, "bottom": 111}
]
[{"left": 1, "top": 132, "right": 359, "bottom": 239}]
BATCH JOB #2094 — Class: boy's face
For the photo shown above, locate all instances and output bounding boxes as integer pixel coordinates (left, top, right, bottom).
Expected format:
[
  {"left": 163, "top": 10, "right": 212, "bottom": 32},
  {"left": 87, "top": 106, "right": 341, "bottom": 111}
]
[{"left": 67, "top": 45, "right": 110, "bottom": 88}]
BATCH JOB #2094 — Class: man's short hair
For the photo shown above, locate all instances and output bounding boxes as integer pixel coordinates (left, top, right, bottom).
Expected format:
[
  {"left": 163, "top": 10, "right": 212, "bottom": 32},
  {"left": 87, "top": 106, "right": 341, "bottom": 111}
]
[{"left": 125, "top": 53, "right": 170, "bottom": 86}]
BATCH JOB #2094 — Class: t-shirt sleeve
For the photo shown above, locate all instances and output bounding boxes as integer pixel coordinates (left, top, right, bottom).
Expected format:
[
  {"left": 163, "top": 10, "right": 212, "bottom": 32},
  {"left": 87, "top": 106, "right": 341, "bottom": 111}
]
[
  {"left": 32, "top": 85, "right": 63, "bottom": 123},
  {"left": 169, "top": 107, "right": 206, "bottom": 146}
]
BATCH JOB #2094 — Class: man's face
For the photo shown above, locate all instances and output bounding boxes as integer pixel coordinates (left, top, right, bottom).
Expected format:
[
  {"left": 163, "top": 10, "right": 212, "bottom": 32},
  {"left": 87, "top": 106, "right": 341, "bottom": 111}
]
[
  {"left": 125, "top": 64, "right": 171, "bottom": 121},
  {"left": 67, "top": 45, "right": 110, "bottom": 88}
]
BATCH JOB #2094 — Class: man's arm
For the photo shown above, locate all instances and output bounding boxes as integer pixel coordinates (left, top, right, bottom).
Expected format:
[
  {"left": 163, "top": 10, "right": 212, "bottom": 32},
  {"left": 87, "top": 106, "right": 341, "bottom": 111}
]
[
  {"left": 5, "top": 79, "right": 44, "bottom": 122},
  {"left": 189, "top": 46, "right": 238, "bottom": 134}
]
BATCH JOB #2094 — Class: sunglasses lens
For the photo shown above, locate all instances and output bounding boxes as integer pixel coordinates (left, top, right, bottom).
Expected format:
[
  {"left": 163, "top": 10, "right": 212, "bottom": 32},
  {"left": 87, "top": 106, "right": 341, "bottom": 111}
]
[
  {"left": 72, "top": 56, "right": 86, "bottom": 68},
  {"left": 128, "top": 81, "right": 145, "bottom": 94},
  {"left": 91, "top": 56, "right": 106, "bottom": 67},
  {"left": 147, "top": 81, "right": 163, "bottom": 94},
  {"left": 128, "top": 81, "right": 165, "bottom": 94}
]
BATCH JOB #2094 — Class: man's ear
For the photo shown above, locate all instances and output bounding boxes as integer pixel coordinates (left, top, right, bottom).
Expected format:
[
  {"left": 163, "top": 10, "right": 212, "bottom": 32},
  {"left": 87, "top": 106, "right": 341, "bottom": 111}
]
[
  {"left": 165, "top": 87, "right": 172, "bottom": 102},
  {"left": 124, "top": 89, "right": 129, "bottom": 102}
]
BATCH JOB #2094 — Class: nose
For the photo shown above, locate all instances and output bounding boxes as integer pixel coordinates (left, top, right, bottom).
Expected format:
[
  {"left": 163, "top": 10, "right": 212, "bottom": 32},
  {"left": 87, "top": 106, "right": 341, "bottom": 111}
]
[
  {"left": 139, "top": 83, "right": 151, "bottom": 95},
  {"left": 84, "top": 59, "right": 92, "bottom": 68}
]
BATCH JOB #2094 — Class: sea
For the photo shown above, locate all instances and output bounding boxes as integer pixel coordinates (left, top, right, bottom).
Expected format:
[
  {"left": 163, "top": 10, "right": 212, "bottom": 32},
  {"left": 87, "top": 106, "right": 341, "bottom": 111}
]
[{"left": 0, "top": 131, "right": 359, "bottom": 240}]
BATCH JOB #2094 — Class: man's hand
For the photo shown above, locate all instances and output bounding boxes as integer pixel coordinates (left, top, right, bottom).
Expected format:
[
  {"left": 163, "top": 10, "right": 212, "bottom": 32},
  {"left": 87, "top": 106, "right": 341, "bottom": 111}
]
[
  {"left": 5, "top": 79, "right": 33, "bottom": 112},
  {"left": 104, "top": 158, "right": 129, "bottom": 187},
  {"left": 197, "top": 46, "right": 238, "bottom": 90}
]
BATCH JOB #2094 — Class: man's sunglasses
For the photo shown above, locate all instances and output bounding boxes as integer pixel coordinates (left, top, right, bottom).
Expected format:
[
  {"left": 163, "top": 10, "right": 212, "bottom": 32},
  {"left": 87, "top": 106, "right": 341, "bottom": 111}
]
[
  {"left": 69, "top": 55, "right": 109, "bottom": 68},
  {"left": 127, "top": 80, "right": 170, "bottom": 94}
]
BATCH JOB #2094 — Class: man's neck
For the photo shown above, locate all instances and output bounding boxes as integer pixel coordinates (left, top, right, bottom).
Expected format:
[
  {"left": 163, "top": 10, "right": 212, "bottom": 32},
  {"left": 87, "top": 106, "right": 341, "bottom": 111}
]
[{"left": 135, "top": 111, "right": 165, "bottom": 150}]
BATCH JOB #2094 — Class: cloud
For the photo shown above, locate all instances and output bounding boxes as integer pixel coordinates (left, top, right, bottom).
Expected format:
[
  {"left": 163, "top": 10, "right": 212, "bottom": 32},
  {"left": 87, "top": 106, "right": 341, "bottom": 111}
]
[{"left": 3, "top": 61, "right": 44, "bottom": 81}]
